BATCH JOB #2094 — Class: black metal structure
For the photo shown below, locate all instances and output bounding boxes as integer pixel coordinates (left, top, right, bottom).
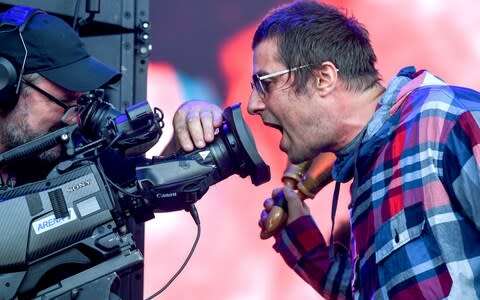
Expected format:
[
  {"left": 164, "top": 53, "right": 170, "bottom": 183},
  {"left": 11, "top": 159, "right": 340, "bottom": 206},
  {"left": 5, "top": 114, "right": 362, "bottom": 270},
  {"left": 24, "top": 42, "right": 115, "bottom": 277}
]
[
  {"left": 0, "top": 0, "right": 150, "bottom": 110},
  {"left": 0, "top": 1, "right": 151, "bottom": 299}
]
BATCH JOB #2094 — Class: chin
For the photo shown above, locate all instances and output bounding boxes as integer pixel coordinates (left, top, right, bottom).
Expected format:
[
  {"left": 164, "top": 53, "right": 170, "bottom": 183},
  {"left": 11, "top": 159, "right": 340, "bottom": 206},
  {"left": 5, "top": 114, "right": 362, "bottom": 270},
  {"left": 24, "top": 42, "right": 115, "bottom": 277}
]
[
  {"left": 287, "top": 149, "right": 316, "bottom": 165},
  {"left": 287, "top": 153, "right": 305, "bottom": 164}
]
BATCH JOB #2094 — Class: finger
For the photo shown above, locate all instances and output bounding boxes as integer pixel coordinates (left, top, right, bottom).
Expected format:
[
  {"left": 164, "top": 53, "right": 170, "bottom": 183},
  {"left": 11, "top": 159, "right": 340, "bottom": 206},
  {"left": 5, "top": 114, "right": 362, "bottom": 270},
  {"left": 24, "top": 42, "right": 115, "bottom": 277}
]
[
  {"left": 202, "top": 104, "right": 223, "bottom": 142},
  {"left": 173, "top": 110, "right": 194, "bottom": 152},
  {"left": 283, "top": 185, "right": 308, "bottom": 223},
  {"left": 211, "top": 106, "right": 224, "bottom": 127},
  {"left": 263, "top": 198, "right": 273, "bottom": 210},
  {"left": 283, "top": 185, "right": 300, "bottom": 205},
  {"left": 186, "top": 111, "right": 206, "bottom": 148},
  {"left": 271, "top": 187, "right": 283, "bottom": 198},
  {"left": 199, "top": 110, "right": 215, "bottom": 142},
  {"left": 258, "top": 210, "right": 269, "bottom": 228}
]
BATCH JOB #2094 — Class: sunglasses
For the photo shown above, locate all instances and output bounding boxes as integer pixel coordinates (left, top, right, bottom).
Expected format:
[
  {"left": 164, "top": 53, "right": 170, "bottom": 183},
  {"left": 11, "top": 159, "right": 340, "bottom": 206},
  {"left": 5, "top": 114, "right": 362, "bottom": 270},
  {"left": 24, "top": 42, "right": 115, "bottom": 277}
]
[{"left": 250, "top": 65, "right": 309, "bottom": 98}]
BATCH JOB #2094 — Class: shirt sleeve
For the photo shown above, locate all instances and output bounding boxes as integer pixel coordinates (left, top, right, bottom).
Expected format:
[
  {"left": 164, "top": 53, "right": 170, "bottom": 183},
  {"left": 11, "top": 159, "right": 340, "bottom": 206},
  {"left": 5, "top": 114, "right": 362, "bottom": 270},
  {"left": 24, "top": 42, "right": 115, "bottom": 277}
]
[
  {"left": 272, "top": 215, "right": 353, "bottom": 300},
  {"left": 443, "top": 110, "right": 480, "bottom": 230}
]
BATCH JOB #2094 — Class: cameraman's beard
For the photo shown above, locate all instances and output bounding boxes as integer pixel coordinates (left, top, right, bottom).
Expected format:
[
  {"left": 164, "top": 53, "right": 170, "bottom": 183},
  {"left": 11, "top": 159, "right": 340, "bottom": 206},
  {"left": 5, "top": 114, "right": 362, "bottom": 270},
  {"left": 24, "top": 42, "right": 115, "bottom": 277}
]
[
  {"left": 2, "top": 119, "right": 64, "bottom": 163},
  {"left": 0, "top": 114, "right": 65, "bottom": 185}
]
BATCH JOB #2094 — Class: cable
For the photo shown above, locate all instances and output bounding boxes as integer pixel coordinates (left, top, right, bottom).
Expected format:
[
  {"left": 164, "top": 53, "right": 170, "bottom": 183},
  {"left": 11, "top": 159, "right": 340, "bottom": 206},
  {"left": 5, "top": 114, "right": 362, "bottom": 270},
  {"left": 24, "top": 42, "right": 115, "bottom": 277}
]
[
  {"left": 72, "top": 0, "right": 81, "bottom": 31},
  {"left": 144, "top": 204, "right": 201, "bottom": 300}
]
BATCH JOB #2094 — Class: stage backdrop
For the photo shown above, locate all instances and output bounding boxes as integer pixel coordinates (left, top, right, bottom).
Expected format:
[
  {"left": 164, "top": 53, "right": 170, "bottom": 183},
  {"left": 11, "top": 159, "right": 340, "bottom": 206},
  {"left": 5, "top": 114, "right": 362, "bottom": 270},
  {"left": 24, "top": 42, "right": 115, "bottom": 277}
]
[{"left": 143, "top": 0, "right": 480, "bottom": 299}]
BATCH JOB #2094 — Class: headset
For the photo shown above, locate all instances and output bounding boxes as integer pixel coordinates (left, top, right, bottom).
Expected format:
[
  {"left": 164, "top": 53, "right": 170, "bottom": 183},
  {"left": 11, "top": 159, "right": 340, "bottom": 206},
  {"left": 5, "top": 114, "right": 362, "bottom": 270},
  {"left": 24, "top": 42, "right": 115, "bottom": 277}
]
[{"left": 0, "top": 6, "right": 45, "bottom": 112}]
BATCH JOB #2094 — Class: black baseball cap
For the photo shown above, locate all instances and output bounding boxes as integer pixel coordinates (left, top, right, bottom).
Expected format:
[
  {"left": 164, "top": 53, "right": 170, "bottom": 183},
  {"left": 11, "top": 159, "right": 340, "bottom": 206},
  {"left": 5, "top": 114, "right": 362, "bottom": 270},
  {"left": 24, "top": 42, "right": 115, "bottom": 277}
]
[{"left": 0, "top": 6, "right": 121, "bottom": 92}]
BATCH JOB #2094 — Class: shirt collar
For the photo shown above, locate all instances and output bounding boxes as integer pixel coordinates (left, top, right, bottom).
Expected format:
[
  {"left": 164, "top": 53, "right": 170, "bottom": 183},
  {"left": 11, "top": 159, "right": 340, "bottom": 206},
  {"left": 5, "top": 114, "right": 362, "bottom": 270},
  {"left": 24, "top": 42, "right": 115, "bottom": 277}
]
[{"left": 332, "top": 66, "right": 445, "bottom": 182}]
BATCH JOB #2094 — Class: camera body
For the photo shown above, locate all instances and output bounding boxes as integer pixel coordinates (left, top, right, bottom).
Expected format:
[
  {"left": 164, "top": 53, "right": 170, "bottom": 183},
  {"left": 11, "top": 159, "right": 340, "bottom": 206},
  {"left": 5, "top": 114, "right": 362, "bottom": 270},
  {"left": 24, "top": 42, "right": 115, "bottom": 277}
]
[
  {"left": 0, "top": 162, "right": 140, "bottom": 299},
  {"left": 0, "top": 92, "right": 270, "bottom": 299}
]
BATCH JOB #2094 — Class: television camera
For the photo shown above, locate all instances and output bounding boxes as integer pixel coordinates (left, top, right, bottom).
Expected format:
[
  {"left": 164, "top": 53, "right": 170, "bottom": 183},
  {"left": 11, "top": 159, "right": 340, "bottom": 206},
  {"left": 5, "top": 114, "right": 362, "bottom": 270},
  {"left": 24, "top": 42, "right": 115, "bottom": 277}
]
[{"left": 0, "top": 91, "right": 270, "bottom": 299}]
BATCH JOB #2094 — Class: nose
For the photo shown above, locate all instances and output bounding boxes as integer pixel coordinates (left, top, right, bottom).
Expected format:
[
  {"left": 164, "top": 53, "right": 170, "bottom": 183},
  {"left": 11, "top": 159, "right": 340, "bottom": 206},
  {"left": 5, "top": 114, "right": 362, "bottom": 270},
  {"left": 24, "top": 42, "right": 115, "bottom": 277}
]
[
  {"left": 247, "top": 89, "right": 265, "bottom": 116},
  {"left": 61, "top": 106, "right": 81, "bottom": 125}
]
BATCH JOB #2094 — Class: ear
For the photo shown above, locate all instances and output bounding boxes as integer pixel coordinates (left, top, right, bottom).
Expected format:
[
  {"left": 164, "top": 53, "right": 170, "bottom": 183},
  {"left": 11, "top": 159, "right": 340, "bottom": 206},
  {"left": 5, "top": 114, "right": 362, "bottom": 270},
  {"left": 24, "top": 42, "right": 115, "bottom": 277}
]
[{"left": 314, "top": 61, "right": 338, "bottom": 96}]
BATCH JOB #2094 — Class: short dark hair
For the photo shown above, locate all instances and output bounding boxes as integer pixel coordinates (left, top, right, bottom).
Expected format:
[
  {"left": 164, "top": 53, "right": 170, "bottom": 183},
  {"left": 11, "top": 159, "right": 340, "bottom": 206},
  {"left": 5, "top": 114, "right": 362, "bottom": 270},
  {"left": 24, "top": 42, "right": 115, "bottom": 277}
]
[{"left": 252, "top": 0, "right": 380, "bottom": 93}]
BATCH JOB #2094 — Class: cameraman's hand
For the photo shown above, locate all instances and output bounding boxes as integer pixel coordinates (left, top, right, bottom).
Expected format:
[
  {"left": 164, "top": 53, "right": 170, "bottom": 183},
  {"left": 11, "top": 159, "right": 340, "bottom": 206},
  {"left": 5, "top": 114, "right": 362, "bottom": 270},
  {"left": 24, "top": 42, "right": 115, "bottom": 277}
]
[
  {"left": 173, "top": 100, "right": 223, "bottom": 152},
  {"left": 259, "top": 186, "right": 311, "bottom": 236}
]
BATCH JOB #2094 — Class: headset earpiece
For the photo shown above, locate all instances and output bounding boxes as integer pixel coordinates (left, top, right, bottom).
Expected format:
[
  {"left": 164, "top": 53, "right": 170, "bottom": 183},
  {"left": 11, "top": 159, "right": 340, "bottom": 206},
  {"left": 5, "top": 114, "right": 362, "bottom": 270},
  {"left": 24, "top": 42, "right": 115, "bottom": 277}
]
[
  {"left": 0, "top": 56, "right": 19, "bottom": 112},
  {"left": 0, "top": 6, "right": 45, "bottom": 113}
]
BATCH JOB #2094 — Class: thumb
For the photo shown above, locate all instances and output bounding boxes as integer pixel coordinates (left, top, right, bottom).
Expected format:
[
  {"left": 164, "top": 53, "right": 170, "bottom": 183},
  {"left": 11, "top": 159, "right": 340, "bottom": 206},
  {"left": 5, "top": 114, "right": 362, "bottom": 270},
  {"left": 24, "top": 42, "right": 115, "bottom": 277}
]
[{"left": 283, "top": 185, "right": 310, "bottom": 224}]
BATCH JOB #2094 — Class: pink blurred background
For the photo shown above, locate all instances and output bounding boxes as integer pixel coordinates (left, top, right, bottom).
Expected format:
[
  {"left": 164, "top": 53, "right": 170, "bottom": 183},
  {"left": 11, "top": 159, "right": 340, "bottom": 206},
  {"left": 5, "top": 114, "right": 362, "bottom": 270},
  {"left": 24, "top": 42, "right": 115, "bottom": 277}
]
[{"left": 143, "top": 0, "right": 480, "bottom": 299}]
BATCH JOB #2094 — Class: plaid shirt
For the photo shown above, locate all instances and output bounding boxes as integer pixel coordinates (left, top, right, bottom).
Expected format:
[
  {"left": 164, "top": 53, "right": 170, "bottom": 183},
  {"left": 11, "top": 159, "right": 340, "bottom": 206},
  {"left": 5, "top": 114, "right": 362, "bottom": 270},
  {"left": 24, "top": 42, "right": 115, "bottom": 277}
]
[{"left": 273, "top": 67, "right": 480, "bottom": 299}]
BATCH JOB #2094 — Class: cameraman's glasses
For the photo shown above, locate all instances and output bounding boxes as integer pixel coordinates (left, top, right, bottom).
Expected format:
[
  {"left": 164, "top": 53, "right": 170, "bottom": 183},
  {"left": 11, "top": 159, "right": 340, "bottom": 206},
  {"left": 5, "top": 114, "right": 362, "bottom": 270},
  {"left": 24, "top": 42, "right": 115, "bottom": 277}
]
[{"left": 21, "top": 78, "right": 83, "bottom": 124}]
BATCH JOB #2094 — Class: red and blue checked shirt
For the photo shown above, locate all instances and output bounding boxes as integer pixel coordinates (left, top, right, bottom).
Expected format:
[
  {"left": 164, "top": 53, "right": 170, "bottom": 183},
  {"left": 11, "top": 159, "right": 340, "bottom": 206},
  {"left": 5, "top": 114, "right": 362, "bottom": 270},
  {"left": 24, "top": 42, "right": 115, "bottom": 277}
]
[{"left": 273, "top": 67, "right": 480, "bottom": 299}]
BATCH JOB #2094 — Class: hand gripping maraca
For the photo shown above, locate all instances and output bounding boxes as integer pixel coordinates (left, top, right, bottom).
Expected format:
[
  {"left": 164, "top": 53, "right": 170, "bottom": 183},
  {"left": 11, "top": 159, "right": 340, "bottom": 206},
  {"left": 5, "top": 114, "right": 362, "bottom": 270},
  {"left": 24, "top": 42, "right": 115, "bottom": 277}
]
[{"left": 260, "top": 152, "right": 336, "bottom": 239}]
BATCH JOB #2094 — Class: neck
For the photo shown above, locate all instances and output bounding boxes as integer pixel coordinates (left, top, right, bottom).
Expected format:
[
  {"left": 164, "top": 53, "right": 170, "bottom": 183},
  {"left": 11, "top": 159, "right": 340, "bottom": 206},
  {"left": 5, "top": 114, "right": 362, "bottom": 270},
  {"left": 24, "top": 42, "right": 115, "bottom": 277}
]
[
  {"left": 364, "top": 84, "right": 386, "bottom": 112},
  {"left": 335, "top": 84, "right": 385, "bottom": 151}
]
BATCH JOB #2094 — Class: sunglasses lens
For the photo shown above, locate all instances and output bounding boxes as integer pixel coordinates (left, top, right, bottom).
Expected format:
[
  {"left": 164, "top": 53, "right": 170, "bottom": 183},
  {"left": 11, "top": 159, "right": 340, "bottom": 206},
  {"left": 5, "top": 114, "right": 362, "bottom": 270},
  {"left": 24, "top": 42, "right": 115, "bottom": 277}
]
[{"left": 251, "top": 75, "right": 265, "bottom": 97}]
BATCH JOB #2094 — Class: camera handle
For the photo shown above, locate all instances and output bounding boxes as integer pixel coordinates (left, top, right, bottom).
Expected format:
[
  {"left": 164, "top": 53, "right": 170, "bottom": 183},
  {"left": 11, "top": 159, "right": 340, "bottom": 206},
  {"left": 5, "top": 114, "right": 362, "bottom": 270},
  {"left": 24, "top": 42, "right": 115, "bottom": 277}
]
[
  {"left": 0, "top": 125, "right": 78, "bottom": 167},
  {"left": 33, "top": 249, "right": 143, "bottom": 299}
]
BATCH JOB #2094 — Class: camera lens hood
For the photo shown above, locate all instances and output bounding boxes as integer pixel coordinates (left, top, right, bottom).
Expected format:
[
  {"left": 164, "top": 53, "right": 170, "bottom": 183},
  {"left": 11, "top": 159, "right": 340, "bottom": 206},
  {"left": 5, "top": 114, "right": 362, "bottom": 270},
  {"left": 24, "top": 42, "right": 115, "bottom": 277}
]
[{"left": 221, "top": 103, "right": 270, "bottom": 186}]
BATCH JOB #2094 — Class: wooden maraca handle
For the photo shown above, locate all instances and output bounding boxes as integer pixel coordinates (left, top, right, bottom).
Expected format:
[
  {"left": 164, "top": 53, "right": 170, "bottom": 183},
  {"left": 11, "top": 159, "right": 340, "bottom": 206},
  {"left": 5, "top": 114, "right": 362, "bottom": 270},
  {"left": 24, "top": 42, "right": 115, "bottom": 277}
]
[{"left": 260, "top": 153, "right": 336, "bottom": 240}]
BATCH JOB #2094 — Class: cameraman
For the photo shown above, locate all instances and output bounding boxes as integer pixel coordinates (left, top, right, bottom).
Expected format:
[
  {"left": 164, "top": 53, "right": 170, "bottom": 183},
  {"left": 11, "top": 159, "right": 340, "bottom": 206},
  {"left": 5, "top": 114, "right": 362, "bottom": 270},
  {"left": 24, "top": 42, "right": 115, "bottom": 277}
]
[
  {"left": 0, "top": 6, "right": 222, "bottom": 188},
  {"left": 0, "top": 5, "right": 222, "bottom": 299},
  {"left": 0, "top": 7, "right": 122, "bottom": 186}
]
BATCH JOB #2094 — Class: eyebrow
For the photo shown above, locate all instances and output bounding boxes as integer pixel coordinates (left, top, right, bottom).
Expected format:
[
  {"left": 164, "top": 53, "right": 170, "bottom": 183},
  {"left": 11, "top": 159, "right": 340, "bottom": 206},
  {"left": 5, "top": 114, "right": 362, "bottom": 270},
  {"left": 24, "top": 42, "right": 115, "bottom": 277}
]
[
  {"left": 254, "top": 70, "right": 269, "bottom": 77},
  {"left": 64, "top": 93, "right": 81, "bottom": 101},
  {"left": 56, "top": 89, "right": 82, "bottom": 103}
]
